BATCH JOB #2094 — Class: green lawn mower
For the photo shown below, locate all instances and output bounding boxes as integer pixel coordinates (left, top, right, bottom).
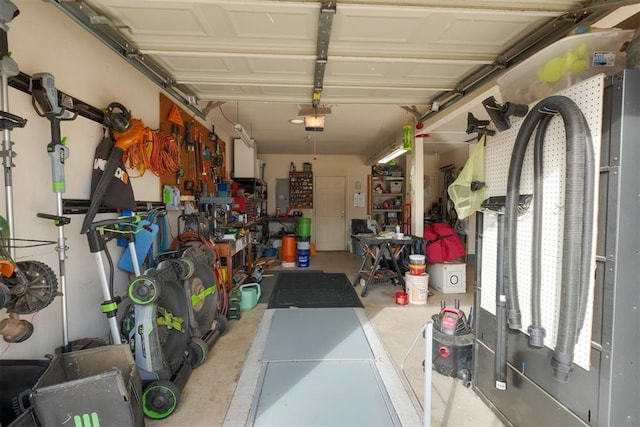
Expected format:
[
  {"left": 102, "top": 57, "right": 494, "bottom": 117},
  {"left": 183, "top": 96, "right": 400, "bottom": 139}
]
[{"left": 118, "top": 245, "right": 227, "bottom": 420}]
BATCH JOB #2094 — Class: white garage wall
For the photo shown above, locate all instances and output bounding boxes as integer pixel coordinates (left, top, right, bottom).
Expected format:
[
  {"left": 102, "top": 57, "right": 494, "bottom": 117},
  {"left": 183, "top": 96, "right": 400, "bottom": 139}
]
[
  {"left": 0, "top": 0, "right": 173, "bottom": 358},
  {"left": 260, "top": 153, "right": 371, "bottom": 237}
]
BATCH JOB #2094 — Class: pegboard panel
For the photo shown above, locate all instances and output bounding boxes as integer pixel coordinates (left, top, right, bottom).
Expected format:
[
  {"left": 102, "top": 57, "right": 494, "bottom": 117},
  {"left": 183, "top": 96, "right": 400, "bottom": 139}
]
[
  {"left": 158, "top": 93, "right": 226, "bottom": 197},
  {"left": 481, "top": 74, "right": 604, "bottom": 370}
]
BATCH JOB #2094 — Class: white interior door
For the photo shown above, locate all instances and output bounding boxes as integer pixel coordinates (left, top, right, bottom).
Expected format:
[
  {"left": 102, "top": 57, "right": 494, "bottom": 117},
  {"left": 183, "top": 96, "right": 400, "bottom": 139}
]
[{"left": 315, "top": 176, "right": 346, "bottom": 251}]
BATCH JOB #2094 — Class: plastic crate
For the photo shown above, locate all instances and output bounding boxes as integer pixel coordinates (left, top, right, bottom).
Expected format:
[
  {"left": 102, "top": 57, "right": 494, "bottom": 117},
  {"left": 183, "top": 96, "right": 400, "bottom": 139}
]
[{"left": 30, "top": 345, "right": 144, "bottom": 427}]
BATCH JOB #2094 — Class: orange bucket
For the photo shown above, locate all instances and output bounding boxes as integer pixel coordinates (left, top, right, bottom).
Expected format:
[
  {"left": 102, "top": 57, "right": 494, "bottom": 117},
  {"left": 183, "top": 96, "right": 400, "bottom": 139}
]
[
  {"left": 409, "top": 264, "right": 426, "bottom": 275},
  {"left": 281, "top": 236, "right": 296, "bottom": 263}
]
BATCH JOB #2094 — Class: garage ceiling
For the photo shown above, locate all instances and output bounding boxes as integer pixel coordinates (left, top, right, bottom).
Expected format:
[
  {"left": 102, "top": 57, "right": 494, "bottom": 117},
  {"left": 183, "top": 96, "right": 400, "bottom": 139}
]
[{"left": 52, "top": 0, "right": 637, "bottom": 156}]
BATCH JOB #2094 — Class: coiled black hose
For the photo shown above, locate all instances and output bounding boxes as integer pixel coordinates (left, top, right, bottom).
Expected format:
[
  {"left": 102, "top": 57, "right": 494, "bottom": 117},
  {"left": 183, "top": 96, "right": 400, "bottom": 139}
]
[
  {"left": 528, "top": 114, "right": 552, "bottom": 347},
  {"left": 503, "top": 95, "right": 594, "bottom": 382}
]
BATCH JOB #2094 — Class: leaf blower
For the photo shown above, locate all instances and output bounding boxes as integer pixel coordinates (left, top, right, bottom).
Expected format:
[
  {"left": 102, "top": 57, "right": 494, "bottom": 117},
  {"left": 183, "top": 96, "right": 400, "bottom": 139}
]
[{"left": 80, "top": 103, "right": 145, "bottom": 234}]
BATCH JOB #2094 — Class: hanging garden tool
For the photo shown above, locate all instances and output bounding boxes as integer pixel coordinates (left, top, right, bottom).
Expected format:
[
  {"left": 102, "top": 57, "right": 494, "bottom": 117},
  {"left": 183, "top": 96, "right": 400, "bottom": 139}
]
[
  {"left": 90, "top": 102, "right": 138, "bottom": 210},
  {"left": 184, "top": 121, "right": 196, "bottom": 195},
  {"left": 197, "top": 127, "right": 208, "bottom": 196},
  {"left": 168, "top": 104, "right": 184, "bottom": 185},
  {"left": 211, "top": 125, "right": 223, "bottom": 172},
  {"left": 0, "top": 0, "right": 25, "bottom": 262},
  {"left": 81, "top": 103, "right": 145, "bottom": 234},
  {"left": 171, "top": 124, "right": 184, "bottom": 185},
  {"left": 0, "top": 215, "right": 59, "bottom": 343},
  {"left": 31, "top": 72, "right": 79, "bottom": 351}
]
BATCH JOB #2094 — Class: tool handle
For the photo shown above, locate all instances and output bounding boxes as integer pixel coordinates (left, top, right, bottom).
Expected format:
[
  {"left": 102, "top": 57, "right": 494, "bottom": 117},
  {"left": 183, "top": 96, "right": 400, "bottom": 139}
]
[
  {"left": 47, "top": 143, "right": 70, "bottom": 193},
  {"left": 440, "top": 306, "right": 463, "bottom": 317},
  {"left": 185, "top": 122, "right": 194, "bottom": 146},
  {"left": 37, "top": 212, "right": 71, "bottom": 226},
  {"left": 88, "top": 215, "right": 142, "bottom": 231}
]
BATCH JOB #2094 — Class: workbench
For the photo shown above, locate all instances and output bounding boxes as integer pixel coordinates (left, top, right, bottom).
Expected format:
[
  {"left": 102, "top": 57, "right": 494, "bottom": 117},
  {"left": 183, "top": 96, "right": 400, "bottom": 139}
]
[
  {"left": 259, "top": 216, "right": 299, "bottom": 244},
  {"left": 215, "top": 233, "right": 252, "bottom": 290},
  {"left": 351, "top": 234, "right": 413, "bottom": 297}
]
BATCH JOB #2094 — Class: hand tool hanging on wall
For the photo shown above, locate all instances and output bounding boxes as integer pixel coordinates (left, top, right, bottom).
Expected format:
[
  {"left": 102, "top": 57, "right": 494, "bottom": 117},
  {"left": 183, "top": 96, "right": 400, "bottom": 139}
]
[
  {"left": 481, "top": 195, "right": 532, "bottom": 390},
  {"left": 209, "top": 125, "right": 222, "bottom": 181},
  {"left": 184, "top": 121, "right": 196, "bottom": 194},
  {"left": 193, "top": 127, "right": 203, "bottom": 197},
  {"left": 203, "top": 145, "right": 215, "bottom": 183},
  {"left": 171, "top": 123, "right": 184, "bottom": 185},
  {"left": 167, "top": 104, "right": 184, "bottom": 185},
  {"left": 31, "top": 72, "right": 78, "bottom": 352},
  {"left": 197, "top": 128, "right": 208, "bottom": 197}
]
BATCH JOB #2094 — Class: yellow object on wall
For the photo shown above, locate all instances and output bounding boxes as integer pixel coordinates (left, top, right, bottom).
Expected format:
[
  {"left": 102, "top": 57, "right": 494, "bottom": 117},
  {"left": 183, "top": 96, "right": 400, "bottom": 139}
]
[{"left": 537, "top": 43, "right": 588, "bottom": 83}]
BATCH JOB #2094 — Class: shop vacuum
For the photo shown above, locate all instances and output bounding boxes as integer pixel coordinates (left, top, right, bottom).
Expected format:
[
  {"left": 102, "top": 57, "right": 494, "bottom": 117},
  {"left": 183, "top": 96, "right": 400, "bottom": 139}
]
[{"left": 431, "top": 299, "right": 474, "bottom": 387}]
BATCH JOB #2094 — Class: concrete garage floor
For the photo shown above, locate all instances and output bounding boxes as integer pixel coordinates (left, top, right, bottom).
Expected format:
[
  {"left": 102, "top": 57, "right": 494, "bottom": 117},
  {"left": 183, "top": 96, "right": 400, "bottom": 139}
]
[{"left": 148, "top": 251, "right": 504, "bottom": 427}]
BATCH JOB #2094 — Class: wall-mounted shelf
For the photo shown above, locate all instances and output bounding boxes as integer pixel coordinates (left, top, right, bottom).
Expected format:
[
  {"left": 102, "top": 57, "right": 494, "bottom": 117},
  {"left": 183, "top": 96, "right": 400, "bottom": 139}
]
[
  {"left": 289, "top": 171, "right": 313, "bottom": 209},
  {"left": 232, "top": 178, "right": 267, "bottom": 223}
]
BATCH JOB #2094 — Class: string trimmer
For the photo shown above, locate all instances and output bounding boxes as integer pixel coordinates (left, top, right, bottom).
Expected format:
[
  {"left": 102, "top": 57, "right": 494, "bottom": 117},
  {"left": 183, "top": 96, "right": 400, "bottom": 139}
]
[
  {"left": 0, "top": 216, "right": 58, "bottom": 343},
  {"left": 31, "top": 72, "right": 77, "bottom": 352}
]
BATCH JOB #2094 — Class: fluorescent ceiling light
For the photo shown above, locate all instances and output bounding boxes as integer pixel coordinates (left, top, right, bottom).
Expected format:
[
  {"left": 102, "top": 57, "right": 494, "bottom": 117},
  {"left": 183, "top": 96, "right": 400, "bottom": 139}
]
[
  {"left": 377, "top": 146, "right": 408, "bottom": 164},
  {"left": 233, "top": 124, "right": 254, "bottom": 148}
]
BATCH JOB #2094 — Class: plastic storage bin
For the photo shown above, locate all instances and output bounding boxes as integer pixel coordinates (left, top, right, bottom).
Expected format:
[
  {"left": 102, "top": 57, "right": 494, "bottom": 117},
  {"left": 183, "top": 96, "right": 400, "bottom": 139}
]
[
  {"left": 30, "top": 345, "right": 144, "bottom": 427},
  {"left": 428, "top": 263, "right": 466, "bottom": 294},
  {"left": 0, "top": 359, "right": 50, "bottom": 426},
  {"left": 497, "top": 30, "right": 634, "bottom": 105},
  {"left": 389, "top": 181, "right": 402, "bottom": 193}
]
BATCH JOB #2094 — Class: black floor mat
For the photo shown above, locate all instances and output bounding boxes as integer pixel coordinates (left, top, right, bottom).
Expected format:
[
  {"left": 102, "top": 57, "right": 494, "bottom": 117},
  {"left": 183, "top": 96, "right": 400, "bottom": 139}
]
[
  {"left": 258, "top": 270, "right": 323, "bottom": 304},
  {"left": 268, "top": 272, "right": 363, "bottom": 309}
]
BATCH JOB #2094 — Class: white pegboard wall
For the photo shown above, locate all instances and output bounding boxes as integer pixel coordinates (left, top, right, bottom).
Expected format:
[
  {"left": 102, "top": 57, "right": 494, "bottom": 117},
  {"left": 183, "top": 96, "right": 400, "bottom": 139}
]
[{"left": 481, "top": 74, "right": 604, "bottom": 370}]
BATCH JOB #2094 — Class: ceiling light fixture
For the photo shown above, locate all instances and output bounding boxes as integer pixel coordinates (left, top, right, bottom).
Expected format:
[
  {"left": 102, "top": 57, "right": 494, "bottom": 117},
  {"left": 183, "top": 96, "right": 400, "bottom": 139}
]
[
  {"left": 298, "top": 106, "right": 331, "bottom": 132},
  {"left": 233, "top": 124, "right": 254, "bottom": 148},
  {"left": 378, "top": 145, "right": 409, "bottom": 164},
  {"left": 289, "top": 118, "right": 304, "bottom": 124},
  {"left": 304, "top": 115, "right": 325, "bottom": 132},
  {"left": 367, "top": 142, "right": 409, "bottom": 165}
]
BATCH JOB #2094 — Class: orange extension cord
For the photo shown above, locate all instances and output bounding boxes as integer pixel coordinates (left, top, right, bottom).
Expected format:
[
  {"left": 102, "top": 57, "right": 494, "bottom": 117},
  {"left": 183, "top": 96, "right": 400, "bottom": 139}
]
[
  {"left": 169, "top": 232, "right": 228, "bottom": 318},
  {"left": 124, "top": 129, "right": 180, "bottom": 178}
]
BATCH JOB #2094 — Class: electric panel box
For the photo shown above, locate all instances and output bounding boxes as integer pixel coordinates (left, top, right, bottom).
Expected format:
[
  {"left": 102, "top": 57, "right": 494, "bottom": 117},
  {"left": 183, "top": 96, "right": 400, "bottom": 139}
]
[{"left": 428, "top": 263, "right": 466, "bottom": 294}]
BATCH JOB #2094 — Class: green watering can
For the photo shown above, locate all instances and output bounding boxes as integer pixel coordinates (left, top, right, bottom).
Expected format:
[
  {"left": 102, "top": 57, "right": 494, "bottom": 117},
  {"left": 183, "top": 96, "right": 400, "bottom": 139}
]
[{"left": 239, "top": 283, "right": 261, "bottom": 312}]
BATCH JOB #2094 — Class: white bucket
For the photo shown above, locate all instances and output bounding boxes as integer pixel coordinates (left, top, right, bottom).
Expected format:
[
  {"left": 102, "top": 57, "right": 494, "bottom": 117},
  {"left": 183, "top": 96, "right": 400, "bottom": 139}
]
[{"left": 405, "top": 272, "right": 429, "bottom": 305}]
